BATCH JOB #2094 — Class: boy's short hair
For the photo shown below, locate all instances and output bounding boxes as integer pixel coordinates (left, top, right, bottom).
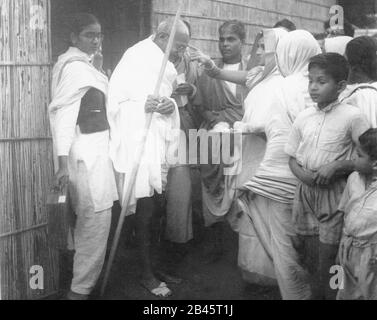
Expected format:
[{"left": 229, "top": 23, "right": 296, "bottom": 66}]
[
  {"left": 345, "top": 36, "right": 377, "bottom": 81},
  {"left": 359, "top": 128, "right": 377, "bottom": 161},
  {"left": 308, "top": 53, "right": 349, "bottom": 82},
  {"left": 219, "top": 20, "right": 246, "bottom": 42},
  {"left": 273, "top": 19, "right": 296, "bottom": 31}
]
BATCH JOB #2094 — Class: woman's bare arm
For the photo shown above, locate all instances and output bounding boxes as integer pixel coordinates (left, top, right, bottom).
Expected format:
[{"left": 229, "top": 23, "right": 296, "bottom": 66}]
[{"left": 190, "top": 47, "right": 248, "bottom": 85}]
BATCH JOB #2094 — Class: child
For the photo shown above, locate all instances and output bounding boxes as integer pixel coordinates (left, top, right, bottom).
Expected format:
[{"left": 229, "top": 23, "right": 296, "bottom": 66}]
[
  {"left": 285, "top": 53, "right": 370, "bottom": 299},
  {"left": 337, "top": 128, "right": 377, "bottom": 300}
]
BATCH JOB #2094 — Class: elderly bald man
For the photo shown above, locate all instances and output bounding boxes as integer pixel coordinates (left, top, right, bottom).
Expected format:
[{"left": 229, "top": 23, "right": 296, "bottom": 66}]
[{"left": 107, "top": 19, "right": 190, "bottom": 297}]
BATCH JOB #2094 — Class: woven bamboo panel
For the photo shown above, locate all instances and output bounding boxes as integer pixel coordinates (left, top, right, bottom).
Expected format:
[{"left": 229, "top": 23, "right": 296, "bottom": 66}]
[
  {"left": 152, "top": 0, "right": 336, "bottom": 58},
  {"left": 0, "top": 0, "right": 58, "bottom": 300}
]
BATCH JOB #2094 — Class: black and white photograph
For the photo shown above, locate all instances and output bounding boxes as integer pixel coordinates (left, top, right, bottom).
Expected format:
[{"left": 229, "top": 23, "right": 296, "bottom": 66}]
[{"left": 1, "top": 0, "right": 377, "bottom": 307}]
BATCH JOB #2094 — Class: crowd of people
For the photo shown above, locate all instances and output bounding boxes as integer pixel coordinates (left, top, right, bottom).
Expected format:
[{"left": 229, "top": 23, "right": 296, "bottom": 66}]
[{"left": 48, "top": 12, "right": 377, "bottom": 300}]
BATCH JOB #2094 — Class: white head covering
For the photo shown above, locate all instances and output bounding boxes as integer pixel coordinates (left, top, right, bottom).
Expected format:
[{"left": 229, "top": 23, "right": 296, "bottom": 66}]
[
  {"left": 264, "top": 28, "right": 289, "bottom": 55},
  {"left": 276, "top": 30, "right": 322, "bottom": 78},
  {"left": 246, "top": 28, "right": 288, "bottom": 90},
  {"left": 49, "top": 47, "right": 108, "bottom": 113},
  {"left": 324, "top": 36, "right": 353, "bottom": 55},
  {"left": 240, "top": 31, "right": 321, "bottom": 203},
  {"left": 275, "top": 30, "right": 322, "bottom": 121}
]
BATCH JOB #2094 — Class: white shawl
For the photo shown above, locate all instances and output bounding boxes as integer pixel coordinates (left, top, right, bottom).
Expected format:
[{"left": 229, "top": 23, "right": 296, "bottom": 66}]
[
  {"left": 107, "top": 36, "right": 180, "bottom": 214},
  {"left": 49, "top": 47, "right": 109, "bottom": 168},
  {"left": 275, "top": 30, "right": 322, "bottom": 124},
  {"left": 242, "top": 28, "right": 288, "bottom": 132}
]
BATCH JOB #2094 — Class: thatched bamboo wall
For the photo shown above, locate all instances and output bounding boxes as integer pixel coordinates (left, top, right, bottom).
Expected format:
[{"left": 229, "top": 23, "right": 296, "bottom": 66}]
[
  {"left": 152, "top": 0, "right": 337, "bottom": 57},
  {"left": 0, "top": 0, "right": 58, "bottom": 300}
]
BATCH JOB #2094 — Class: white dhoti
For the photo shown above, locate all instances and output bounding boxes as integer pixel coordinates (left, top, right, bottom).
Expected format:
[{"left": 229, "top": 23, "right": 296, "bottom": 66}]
[
  {"left": 238, "top": 194, "right": 277, "bottom": 286},
  {"left": 67, "top": 131, "right": 118, "bottom": 295},
  {"left": 69, "top": 206, "right": 111, "bottom": 295},
  {"left": 238, "top": 193, "right": 311, "bottom": 299}
]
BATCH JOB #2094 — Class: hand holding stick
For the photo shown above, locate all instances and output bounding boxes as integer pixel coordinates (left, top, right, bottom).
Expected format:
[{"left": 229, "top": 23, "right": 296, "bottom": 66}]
[
  {"left": 100, "top": 0, "right": 184, "bottom": 297},
  {"left": 246, "top": 31, "right": 263, "bottom": 71}
]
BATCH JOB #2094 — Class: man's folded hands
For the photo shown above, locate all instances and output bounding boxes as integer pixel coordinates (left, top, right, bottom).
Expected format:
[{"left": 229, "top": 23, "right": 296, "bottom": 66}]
[{"left": 145, "top": 95, "right": 175, "bottom": 115}]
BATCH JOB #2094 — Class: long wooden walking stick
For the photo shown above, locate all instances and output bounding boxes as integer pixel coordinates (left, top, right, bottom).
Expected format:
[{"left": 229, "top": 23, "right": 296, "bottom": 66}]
[
  {"left": 100, "top": 1, "right": 184, "bottom": 297},
  {"left": 246, "top": 31, "right": 263, "bottom": 71}
]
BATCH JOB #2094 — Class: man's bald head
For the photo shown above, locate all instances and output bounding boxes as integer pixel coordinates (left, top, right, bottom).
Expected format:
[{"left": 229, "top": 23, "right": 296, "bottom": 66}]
[
  {"left": 156, "top": 18, "right": 190, "bottom": 38},
  {"left": 154, "top": 18, "right": 191, "bottom": 64}
]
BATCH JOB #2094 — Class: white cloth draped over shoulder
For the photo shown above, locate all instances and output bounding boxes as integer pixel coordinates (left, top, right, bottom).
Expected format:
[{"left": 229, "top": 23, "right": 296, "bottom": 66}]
[
  {"left": 107, "top": 36, "right": 180, "bottom": 215},
  {"left": 242, "top": 28, "right": 288, "bottom": 132},
  {"left": 275, "top": 30, "right": 321, "bottom": 127},
  {"left": 49, "top": 47, "right": 109, "bottom": 164},
  {"left": 238, "top": 29, "right": 321, "bottom": 199},
  {"left": 235, "top": 28, "right": 288, "bottom": 188},
  {"left": 244, "top": 28, "right": 288, "bottom": 98}
]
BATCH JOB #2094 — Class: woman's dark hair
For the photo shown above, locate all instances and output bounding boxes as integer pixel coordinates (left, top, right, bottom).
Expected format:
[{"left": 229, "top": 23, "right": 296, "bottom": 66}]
[
  {"left": 68, "top": 13, "right": 100, "bottom": 36},
  {"left": 273, "top": 19, "right": 296, "bottom": 31},
  {"left": 359, "top": 128, "right": 377, "bottom": 161},
  {"left": 345, "top": 36, "right": 377, "bottom": 81},
  {"left": 219, "top": 20, "right": 246, "bottom": 42},
  {"left": 309, "top": 53, "right": 349, "bottom": 82}
]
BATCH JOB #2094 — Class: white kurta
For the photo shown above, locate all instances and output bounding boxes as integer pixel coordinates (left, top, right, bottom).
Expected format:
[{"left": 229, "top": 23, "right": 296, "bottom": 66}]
[{"left": 107, "top": 36, "right": 180, "bottom": 214}]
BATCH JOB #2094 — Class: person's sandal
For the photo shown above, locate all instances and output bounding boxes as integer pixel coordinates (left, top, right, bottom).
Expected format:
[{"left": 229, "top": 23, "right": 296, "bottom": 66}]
[{"left": 141, "top": 281, "right": 172, "bottom": 298}]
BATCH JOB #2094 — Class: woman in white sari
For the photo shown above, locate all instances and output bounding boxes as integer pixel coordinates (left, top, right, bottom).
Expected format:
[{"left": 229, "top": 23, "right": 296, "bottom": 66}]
[
  {"left": 234, "top": 28, "right": 288, "bottom": 287},
  {"left": 49, "top": 13, "right": 118, "bottom": 299},
  {"left": 237, "top": 30, "right": 321, "bottom": 299},
  {"left": 235, "top": 28, "right": 288, "bottom": 185}
]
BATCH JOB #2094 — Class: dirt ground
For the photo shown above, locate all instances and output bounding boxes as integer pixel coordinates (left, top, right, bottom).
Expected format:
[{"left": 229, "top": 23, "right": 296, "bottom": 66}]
[
  {"left": 59, "top": 168, "right": 281, "bottom": 300},
  {"left": 90, "top": 204, "right": 281, "bottom": 301}
]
